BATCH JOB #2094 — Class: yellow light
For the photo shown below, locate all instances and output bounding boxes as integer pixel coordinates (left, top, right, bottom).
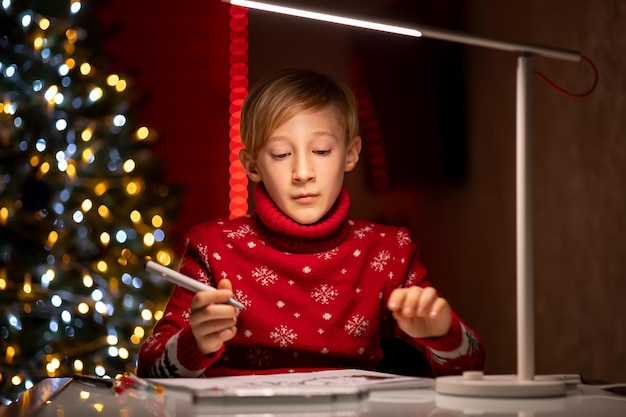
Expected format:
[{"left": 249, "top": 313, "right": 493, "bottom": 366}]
[
  {"left": 94, "top": 182, "right": 107, "bottom": 196},
  {"left": 106, "top": 74, "right": 119, "bottom": 86},
  {"left": 136, "top": 127, "right": 149, "bottom": 140},
  {"left": 39, "top": 18, "right": 51, "bottom": 30},
  {"left": 151, "top": 215, "right": 163, "bottom": 228},
  {"left": 44, "top": 85, "right": 59, "bottom": 101},
  {"left": 130, "top": 210, "right": 141, "bottom": 224},
  {"left": 50, "top": 357, "right": 60, "bottom": 369},
  {"left": 98, "top": 205, "right": 110, "bottom": 218},
  {"left": 65, "top": 58, "right": 76, "bottom": 69},
  {"left": 40, "top": 161, "right": 50, "bottom": 174},
  {"left": 33, "top": 37, "right": 44, "bottom": 50},
  {"left": 22, "top": 281, "right": 32, "bottom": 294},
  {"left": 118, "top": 348, "right": 129, "bottom": 359},
  {"left": 130, "top": 335, "right": 140, "bottom": 344},
  {"left": 122, "top": 159, "right": 135, "bottom": 173},
  {"left": 106, "top": 335, "right": 118, "bottom": 345},
  {"left": 115, "top": 79, "right": 127, "bottom": 92},
  {"left": 74, "top": 359, "right": 84, "bottom": 372},
  {"left": 81, "top": 199, "right": 93, "bottom": 212},
  {"left": 125, "top": 181, "right": 140, "bottom": 196},
  {"left": 29, "top": 156, "right": 39, "bottom": 167},
  {"left": 141, "top": 309, "right": 153, "bottom": 321},
  {"left": 96, "top": 261, "right": 108, "bottom": 273},
  {"left": 82, "top": 148, "right": 94, "bottom": 162},
  {"left": 82, "top": 274, "right": 94, "bottom": 287},
  {"left": 5, "top": 345, "right": 15, "bottom": 361},
  {"left": 0, "top": 277, "right": 6, "bottom": 290},
  {"left": 93, "top": 403, "right": 104, "bottom": 412},
  {"left": 133, "top": 326, "right": 145, "bottom": 338},
  {"left": 66, "top": 163, "right": 76, "bottom": 178},
  {"left": 11, "top": 375, "right": 22, "bottom": 385},
  {"left": 143, "top": 233, "right": 155, "bottom": 247},
  {"left": 81, "top": 128, "right": 93, "bottom": 142},
  {"left": 46, "top": 231, "right": 58, "bottom": 248},
  {"left": 80, "top": 63, "right": 92, "bottom": 75},
  {"left": 154, "top": 310, "right": 164, "bottom": 320},
  {"left": 77, "top": 302, "right": 89, "bottom": 314},
  {"left": 65, "top": 29, "right": 77, "bottom": 43},
  {"left": 80, "top": 391, "right": 90, "bottom": 400},
  {"left": 156, "top": 251, "right": 172, "bottom": 266},
  {"left": 100, "top": 232, "right": 110, "bottom": 245},
  {"left": 1, "top": 207, "right": 9, "bottom": 225},
  {"left": 89, "top": 86, "right": 103, "bottom": 100}
]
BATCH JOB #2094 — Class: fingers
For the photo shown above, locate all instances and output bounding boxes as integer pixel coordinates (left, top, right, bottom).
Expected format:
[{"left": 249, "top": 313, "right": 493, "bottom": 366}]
[
  {"left": 189, "top": 279, "right": 239, "bottom": 355},
  {"left": 388, "top": 286, "right": 446, "bottom": 319}
]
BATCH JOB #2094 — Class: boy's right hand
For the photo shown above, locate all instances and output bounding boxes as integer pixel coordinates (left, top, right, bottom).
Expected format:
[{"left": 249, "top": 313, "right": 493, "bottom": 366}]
[{"left": 189, "top": 279, "right": 239, "bottom": 355}]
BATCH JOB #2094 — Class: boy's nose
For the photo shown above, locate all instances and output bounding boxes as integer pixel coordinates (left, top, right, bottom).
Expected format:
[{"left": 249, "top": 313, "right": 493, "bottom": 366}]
[{"left": 292, "top": 156, "right": 315, "bottom": 182}]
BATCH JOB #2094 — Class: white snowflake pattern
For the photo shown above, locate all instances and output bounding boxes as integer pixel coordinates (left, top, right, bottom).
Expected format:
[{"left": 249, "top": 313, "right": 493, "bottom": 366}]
[
  {"left": 344, "top": 315, "right": 369, "bottom": 337},
  {"left": 318, "top": 328, "right": 325, "bottom": 334},
  {"left": 302, "top": 266, "right": 312, "bottom": 274},
  {"left": 397, "top": 230, "right": 411, "bottom": 247},
  {"left": 353, "top": 226, "right": 373, "bottom": 239},
  {"left": 321, "top": 348, "right": 329, "bottom": 354},
  {"left": 234, "top": 290, "right": 249, "bottom": 307},
  {"left": 252, "top": 266, "right": 278, "bottom": 286},
  {"left": 213, "top": 252, "right": 221, "bottom": 261},
  {"left": 270, "top": 325, "right": 298, "bottom": 347},
  {"left": 196, "top": 243, "right": 209, "bottom": 260},
  {"left": 341, "top": 268, "right": 347, "bottom": 274},
  {"left": 244, "top": 330, "right": 253, "bottom": 337},
  {"left": 288, "top": 280, "right": 295, "bottom": 285},
  {"left": 311, "top": 284, "right": 338, "bottom": 304},
  {"left": 322, "top": 313, "right": 332, "bottom": 320},
  {"left": 388, "top": 271, "right": 394, "bottom": 280},
  {"left": 353, "top": 249, "right": 361, "bottom": 257},
  {"left": 294, "top": 312, "right": 300, "bottom": 318},
  {"left": 317, "top": 248, "right": 338, "bottom": 260},
  {"left": 277, "top": 300, "right": 285, "bottom": 308},
  {"left": 248, "top": 241, "right": 256, "bottom": 248},
  {"left": 406, "top": 271, "right": 419, "bottom": 287},
  {"left": 221, "top": 271, "right": 228, "bottom": 278},
  {"left": 226, "top": 243, "right": 233, "bottom": 249},
  {"left": 226, "top": 224, "right": 256, "bottom": 239},
  {"left": 370, "top": 250, "right": 391, "bottom": 272},
  {"left": 355, "top": 288, "right": 361, "bottom": 293},
  {"left": 182, "top": 309, "right": 190, "bottom": 322},
  {"left": 358, "top": 347, "right": 366, "bottom": 355}
]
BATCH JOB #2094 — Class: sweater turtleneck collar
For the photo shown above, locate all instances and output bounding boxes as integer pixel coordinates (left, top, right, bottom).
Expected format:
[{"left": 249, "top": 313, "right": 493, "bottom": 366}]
[{"left": 253, "top": 183, "right": 351, "bottom": 254}]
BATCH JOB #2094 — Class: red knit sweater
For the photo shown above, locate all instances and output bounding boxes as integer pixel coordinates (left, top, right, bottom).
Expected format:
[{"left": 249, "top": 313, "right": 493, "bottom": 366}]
[{"left": 137, "top": 185, "right": 484, "bottom": 378}]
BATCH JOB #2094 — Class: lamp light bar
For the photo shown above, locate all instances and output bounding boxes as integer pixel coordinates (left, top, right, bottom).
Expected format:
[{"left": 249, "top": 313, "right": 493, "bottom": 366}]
[
  {"left": 226, "top": 0, "right": 581, "bottom": 62},
  {"left": 227, "top": 0, "right": 422, "bottom": 38}
]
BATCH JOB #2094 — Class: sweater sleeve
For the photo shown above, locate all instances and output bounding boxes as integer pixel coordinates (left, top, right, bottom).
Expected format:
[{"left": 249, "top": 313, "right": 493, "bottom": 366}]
[
  {"left": 136, "top": 225, "right": 225, "bottom": 377},
  {"left": 399, "top": 248, "right": 486, "bottom": 376}
]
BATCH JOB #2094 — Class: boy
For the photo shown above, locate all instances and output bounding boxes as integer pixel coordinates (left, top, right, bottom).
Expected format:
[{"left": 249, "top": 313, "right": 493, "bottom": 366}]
[{"left": 137, "top": 68, "right": 484, "bottom": 378}]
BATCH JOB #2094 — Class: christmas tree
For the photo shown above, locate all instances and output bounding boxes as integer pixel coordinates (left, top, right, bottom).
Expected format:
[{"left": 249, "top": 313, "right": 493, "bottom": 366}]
[{"left": 0, "top": 0, "right": 181, "bottom": 403}]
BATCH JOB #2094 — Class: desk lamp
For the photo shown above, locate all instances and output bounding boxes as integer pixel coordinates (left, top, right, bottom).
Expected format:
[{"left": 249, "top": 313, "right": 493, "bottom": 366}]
[{"left": 224, "top": 0, "right": 593, "bottom": 398}]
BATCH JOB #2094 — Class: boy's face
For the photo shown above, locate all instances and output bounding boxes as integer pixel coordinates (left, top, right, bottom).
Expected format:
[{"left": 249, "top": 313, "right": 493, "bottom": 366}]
[{"left": 241, "top": 107, "right": 360, "bottom": 225}]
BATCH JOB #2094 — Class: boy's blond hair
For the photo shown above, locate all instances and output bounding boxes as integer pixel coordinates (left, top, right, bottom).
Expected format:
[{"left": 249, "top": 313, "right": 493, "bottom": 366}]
[{"left": 240, "top": 68, "right": 360, "bottom": 158}]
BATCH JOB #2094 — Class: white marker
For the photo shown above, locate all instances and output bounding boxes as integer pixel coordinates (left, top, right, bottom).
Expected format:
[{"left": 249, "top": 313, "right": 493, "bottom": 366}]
[{"left": 145, "top": 260, "right": 246, "bottom": 310}]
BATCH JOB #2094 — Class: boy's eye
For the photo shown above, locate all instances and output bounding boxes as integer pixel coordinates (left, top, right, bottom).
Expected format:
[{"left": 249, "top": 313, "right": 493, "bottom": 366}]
[
  {"left": 313, "top": 150, "right": 331, "bottom": 156},
  {"left": 271, "top": 153, "right": 289, "bottom": 160}
]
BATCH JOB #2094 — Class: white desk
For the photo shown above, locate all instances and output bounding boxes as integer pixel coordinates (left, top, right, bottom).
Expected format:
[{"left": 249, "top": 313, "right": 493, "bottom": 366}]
[{"left": 3, "top": 376, "right": 625, "bottom": 417}]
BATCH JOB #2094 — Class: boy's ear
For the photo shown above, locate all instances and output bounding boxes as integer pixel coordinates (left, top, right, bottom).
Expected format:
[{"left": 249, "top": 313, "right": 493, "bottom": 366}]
[
  {"left": 239, "top": 149, "right": 263, "bottom": 183},
  {"left": 344, "top": 136, "right": 362, "bottom": 172}
]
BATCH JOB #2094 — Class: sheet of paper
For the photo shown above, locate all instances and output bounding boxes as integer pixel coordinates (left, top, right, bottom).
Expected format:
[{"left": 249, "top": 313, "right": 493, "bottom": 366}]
[{"left": 149, "top": 369, "right": 433, "bottom": 399}]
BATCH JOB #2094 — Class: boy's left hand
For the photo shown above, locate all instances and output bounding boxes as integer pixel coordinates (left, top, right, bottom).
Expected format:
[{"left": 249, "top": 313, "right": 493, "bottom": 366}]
[{"left": 387, "top": 286, "right": 452, "bottom": 339}]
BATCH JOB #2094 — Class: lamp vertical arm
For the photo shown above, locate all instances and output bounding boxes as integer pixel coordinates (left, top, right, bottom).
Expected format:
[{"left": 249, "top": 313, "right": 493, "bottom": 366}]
[{"left": 516, "top": 53, "right": 534, "bottom": 382}]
